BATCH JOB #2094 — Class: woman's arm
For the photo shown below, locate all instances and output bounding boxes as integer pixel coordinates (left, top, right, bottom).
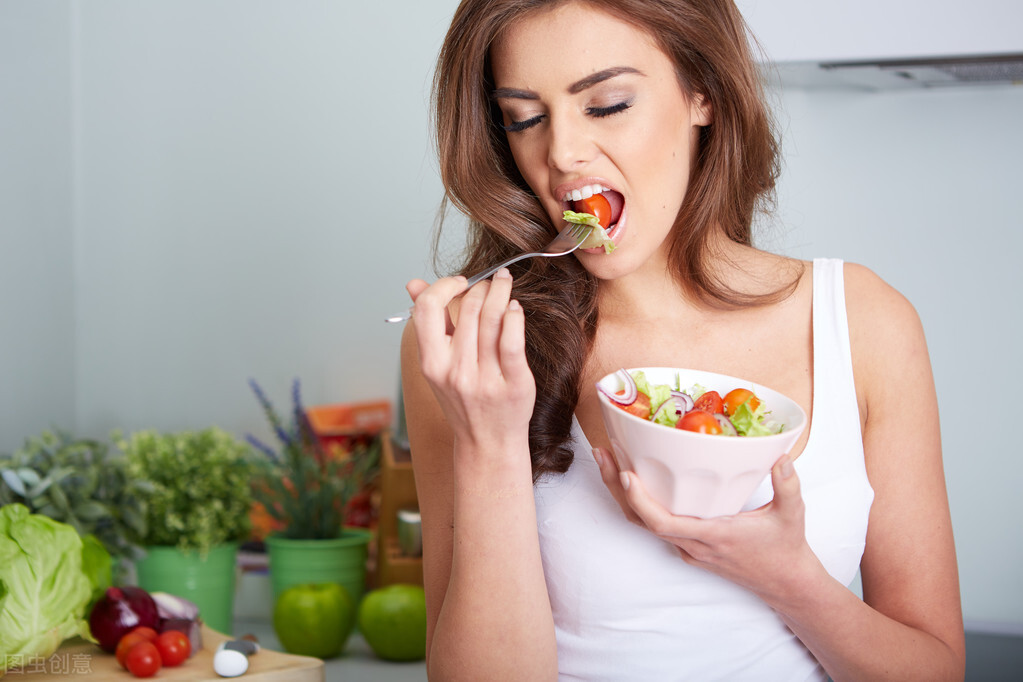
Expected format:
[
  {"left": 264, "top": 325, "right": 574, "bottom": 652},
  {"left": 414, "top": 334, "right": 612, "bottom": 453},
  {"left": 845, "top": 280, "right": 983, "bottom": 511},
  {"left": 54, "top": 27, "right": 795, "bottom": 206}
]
[
  {"left": 598, "top": 263, "right": 964, "bottom": 680},
  {"left": 401, "top": 271, "right": 557, "bottom": 680}
]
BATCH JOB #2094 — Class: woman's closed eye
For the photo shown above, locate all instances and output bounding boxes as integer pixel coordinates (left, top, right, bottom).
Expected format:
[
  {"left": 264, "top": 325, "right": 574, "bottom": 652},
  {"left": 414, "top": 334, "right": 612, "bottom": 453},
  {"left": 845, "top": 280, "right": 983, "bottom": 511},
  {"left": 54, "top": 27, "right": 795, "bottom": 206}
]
[
  {"left": 502, "top": 115, "right": 545, "bottom": 133},
  {"left": 587, "top": 100, "right": 632, "bottom": 118},
  {"left": 501, "top": 99, "right": 633, "bottom": 133}
]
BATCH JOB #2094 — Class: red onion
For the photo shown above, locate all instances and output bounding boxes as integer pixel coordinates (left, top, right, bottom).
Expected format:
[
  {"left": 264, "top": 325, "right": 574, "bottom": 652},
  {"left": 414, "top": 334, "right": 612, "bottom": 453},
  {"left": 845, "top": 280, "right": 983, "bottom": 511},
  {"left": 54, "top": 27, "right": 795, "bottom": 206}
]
[
  {"left": 152, "top": 591, "right": 200, "bottom": 621},
  {"left": 161, "top": 617, "right": 203, "bottom": 656},
  {"left": 152, "top": 591, "right": 203, "bottom": 655},
  {"left": 714, "top": 414, "right": 738, "bottom": 437},
  {"left": 597, "top": 369, "right": 637, "bottom": 405},
  {"left": 88, "top": 586, "right": 160, "bottom": 652},
  {"left": 670, "top": 390, "right": 694, "bottom": 414}
]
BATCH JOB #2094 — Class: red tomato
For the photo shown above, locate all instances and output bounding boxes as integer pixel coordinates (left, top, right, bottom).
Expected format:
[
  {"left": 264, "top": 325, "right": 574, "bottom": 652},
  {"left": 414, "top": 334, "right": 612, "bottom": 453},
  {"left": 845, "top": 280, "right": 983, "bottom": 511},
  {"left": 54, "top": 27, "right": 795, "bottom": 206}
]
[
  {"left": 116, "top": 633, "right": 152, "bottom": 668},
  {"left": 129, "top": 626, "right": 159, "bottom": 642},
  {"left": 676, "top": 410, "right": 723, "bottom": 435},
  {"left": 693, "top": 390, "right": 724, "bottom": 415},
  {"left": 124, "top": 641, "right": 162, "bottom": 678},
  {"left": 723, "top": 388, "right": 761, "bottom": 416},
  {"left": 154, "top": 630, "right": 191, "bottom": 667},
  {"left": 615, "top": 391, "right": 651, "bottom": 420},
  {"left": 574, "top": 193, "right": 613, "bottom": 229}
]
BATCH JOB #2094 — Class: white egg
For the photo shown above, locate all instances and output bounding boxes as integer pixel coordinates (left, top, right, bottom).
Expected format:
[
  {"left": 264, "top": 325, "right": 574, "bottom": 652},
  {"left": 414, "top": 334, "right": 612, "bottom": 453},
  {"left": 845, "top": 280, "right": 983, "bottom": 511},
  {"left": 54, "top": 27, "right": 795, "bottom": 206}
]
[{"left": 213, "top": 649, "right": 249, "bottom": 677}]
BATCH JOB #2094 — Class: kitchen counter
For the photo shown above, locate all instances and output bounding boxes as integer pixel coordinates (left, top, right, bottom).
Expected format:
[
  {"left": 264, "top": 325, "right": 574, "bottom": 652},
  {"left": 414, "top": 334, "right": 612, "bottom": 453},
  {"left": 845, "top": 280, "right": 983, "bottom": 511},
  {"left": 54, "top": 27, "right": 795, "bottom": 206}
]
[{"left": 235, "top": 618, "right": 427, "bottom": 682}]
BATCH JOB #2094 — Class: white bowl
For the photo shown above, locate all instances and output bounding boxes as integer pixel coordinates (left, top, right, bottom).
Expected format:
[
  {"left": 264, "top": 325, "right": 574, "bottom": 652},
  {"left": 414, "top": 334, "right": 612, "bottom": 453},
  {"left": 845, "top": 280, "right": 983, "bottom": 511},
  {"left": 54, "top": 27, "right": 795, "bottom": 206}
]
[{"left": 596, "top": 367, "right": 807, "bottom": 518}]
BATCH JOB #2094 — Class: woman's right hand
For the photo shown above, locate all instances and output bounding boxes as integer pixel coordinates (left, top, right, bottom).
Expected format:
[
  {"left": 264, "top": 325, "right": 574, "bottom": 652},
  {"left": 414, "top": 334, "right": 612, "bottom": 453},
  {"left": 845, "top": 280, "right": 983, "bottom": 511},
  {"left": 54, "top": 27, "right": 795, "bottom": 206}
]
[{"left": 406, "top": 268, "right": 536, "bottom": 455}]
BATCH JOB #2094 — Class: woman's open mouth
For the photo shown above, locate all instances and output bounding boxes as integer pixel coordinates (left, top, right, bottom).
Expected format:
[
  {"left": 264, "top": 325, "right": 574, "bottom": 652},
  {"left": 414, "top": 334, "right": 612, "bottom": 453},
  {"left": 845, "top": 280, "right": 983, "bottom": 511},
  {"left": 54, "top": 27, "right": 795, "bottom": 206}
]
[{"left": 561, "top": 184, "right": 625, "bottom": 251}]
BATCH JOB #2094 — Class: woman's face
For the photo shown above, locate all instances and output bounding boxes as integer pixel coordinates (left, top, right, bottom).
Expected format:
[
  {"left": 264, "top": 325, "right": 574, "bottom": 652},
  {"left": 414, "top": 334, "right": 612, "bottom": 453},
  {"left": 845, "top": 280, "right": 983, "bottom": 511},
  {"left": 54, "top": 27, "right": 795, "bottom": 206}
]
[{"left": 490, "top": 1, "right": 711, "bottom": 280}]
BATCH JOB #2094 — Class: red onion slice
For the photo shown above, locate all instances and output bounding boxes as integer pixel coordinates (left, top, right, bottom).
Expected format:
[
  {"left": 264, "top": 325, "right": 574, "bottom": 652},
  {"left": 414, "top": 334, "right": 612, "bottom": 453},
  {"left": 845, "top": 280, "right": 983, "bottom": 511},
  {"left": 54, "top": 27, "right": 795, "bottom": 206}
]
[
  {"left": 597, "top": 368, "right": 637, "bottom": 405},
  {"left": 670, "top": 390, "right": 694, "bottom": 414},
  {"left": 651, "top": 392, "right": 693, "bottom": 423},
  {"left": 714, "top": 414, "right": 738, "bottom": 436}
]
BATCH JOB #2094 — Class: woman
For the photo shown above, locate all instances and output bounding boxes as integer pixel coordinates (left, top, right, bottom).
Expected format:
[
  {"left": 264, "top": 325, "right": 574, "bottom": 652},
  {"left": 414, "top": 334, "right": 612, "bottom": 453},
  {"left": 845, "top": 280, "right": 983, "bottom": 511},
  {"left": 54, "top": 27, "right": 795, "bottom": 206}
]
[{"left": 400, "top": 0, "right": 964, "bottom": 679}]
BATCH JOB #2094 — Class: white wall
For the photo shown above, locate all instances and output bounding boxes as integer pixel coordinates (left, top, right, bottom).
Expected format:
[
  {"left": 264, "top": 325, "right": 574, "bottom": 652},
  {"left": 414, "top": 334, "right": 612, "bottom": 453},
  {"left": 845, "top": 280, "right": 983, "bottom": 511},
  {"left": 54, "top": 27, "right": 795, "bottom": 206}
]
[
  {"left": 67, "top": 0, "right": 458, "bottom": 440},
  {"left": 0, "top": 0, "right": 76, "bottom": 446},
  {"left": 1, "top": 0, "right": 1021, "bottom": 632}
]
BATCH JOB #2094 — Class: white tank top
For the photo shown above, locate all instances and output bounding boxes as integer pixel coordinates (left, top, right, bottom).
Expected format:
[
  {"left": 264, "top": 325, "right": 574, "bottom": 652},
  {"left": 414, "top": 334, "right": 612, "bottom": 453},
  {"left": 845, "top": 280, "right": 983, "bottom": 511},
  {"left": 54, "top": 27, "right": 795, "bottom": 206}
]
[{"left": 534, "top": 258, "right": 874, "bottom": 681}]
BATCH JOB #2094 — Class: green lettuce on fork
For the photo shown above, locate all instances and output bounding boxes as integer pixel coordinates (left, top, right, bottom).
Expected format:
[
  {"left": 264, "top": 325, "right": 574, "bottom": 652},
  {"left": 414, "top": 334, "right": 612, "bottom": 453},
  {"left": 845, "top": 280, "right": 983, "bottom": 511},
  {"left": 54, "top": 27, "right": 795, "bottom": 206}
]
[
  {"left": 0, "top": 504, "right": 98, "bottom": 672},
  {"left": 563, "top": 210, "right": 616, "bottom": 254}
]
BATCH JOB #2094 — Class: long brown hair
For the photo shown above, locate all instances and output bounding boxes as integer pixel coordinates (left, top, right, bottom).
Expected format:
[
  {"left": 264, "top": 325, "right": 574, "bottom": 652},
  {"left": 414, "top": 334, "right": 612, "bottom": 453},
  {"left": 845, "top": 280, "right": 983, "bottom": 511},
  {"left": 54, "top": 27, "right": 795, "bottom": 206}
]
[{"left": 432, "top": 0, "right": 783, "bottom": 480}]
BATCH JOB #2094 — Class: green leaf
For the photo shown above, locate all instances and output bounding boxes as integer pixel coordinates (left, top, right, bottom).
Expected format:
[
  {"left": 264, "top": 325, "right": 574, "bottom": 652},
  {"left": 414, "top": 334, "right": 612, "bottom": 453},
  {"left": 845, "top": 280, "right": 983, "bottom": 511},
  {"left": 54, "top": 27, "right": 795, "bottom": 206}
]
[
  {"left": 16, "top": 468, "right": 41, "bottom": 488},
  {"left": 26, "top": 478, "right": 54, "bottom": 499},
  {"left": 49, "top": 484, "right": 70, "bottom": 512},
  {"left": 1, "top": 469, "right": 26, "bottom": 497},
  {"left": 74, "top": 501, "right": 109, "bottom": 522}
]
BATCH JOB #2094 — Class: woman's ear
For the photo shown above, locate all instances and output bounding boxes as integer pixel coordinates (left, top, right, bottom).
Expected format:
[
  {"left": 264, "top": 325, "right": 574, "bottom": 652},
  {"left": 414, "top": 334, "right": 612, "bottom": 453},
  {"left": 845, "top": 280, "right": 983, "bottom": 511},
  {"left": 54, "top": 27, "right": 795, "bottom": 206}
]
[{"left": 690, "top": 93, "right": 712, "bottom": 127}]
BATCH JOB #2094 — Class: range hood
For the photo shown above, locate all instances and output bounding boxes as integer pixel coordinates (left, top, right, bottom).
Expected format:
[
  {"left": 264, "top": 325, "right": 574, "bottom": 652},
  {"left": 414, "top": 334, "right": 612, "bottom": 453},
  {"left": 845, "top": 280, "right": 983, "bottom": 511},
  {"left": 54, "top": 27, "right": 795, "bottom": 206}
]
[
  {"left": 735, "top": 0, "right": 1023, "bottom": 90},
  {"left": 770, "top": 53, "right": 1023, "bottom": 90}
]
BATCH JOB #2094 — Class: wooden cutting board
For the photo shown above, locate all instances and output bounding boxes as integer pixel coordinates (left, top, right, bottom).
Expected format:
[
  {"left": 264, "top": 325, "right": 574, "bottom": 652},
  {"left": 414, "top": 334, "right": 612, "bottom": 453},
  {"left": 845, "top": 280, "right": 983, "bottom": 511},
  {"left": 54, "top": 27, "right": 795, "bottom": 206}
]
[{"left": 17, "top": 625, "right": 324, "bottom": 681}]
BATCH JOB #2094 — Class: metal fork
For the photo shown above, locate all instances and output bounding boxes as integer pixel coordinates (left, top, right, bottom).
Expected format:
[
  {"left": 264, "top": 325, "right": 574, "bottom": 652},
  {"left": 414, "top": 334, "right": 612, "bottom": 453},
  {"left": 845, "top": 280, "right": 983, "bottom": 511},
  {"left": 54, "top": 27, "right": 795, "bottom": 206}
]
[{"left": 384, "top": 221, "right": 594, "bottom": 323}]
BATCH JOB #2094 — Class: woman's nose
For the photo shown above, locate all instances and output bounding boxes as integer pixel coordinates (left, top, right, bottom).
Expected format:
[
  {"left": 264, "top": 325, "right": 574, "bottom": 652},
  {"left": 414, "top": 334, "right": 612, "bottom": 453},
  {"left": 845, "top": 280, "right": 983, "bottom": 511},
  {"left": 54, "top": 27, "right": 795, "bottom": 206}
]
[{"left": 546, "top": 114, "right": 595, "bottom": 172}]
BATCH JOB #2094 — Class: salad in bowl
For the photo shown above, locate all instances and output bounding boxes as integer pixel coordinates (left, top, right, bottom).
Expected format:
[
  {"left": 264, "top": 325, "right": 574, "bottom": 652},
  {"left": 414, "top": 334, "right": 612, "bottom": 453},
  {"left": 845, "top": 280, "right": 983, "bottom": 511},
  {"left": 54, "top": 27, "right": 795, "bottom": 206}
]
[{"left": 595, "top": 367, "right": 807, "bottom": 518}]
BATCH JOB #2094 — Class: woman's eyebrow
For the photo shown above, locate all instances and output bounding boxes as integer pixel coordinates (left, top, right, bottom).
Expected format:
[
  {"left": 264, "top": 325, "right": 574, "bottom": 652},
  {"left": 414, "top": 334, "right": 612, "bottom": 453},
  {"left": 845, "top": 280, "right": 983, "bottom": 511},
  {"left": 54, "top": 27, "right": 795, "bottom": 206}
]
[
  {"left": 491, "top": 87, "right": 538, "bottom": 101},
  {"left": 568, "top": 66, "right": 643, "bottom": 94},
  {"left": 491, "top": 66, "right": 644, "bottom": 100}
]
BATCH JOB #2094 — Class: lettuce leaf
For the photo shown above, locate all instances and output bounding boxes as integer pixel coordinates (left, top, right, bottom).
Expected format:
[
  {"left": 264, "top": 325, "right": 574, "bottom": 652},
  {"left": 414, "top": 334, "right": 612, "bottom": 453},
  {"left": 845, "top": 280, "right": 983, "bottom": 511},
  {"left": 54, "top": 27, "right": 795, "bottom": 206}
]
[
  {"left": 563, "top": 211, "right": 616, "bottom": 253},
  {"left": 631, "top": 371, "right": 676, "bottom": 426},
  {"left": 0, "top": 504, "right": 93, "bottom": 672},
  {"left": 730, "top": 401, "right": 782, "bottom": 437}
]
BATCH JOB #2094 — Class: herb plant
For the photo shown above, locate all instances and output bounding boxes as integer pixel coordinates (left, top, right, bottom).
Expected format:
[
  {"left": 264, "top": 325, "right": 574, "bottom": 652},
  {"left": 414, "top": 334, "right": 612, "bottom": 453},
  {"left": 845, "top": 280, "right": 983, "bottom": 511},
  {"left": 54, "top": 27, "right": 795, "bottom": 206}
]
[
  {"left": 118, "top": 427, "right": 253, "bottom": 555},
  {"left": 0, "top": 429, "right": 150, "bottom": 580},
  {"left": 247, "top": 379, "right": 380, "bottom": 540}
]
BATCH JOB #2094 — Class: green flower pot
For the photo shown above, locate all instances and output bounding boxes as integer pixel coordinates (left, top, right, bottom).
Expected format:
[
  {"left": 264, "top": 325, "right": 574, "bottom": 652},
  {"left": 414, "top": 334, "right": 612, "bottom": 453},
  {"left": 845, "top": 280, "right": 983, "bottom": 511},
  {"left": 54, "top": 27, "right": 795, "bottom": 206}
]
[
  {"left": 135, "top": 543, "right": 238, "bottom": 634},
  {"left": 266, "top": 528, "right": 372, "bottom": 605}
]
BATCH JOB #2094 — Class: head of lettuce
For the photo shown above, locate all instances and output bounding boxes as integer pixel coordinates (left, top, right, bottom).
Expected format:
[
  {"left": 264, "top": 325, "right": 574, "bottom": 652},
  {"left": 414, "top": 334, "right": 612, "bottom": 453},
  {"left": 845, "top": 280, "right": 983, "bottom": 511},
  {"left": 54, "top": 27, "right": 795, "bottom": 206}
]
[{"left": 1, "top": 504, "right": 95, "bottom": 672}]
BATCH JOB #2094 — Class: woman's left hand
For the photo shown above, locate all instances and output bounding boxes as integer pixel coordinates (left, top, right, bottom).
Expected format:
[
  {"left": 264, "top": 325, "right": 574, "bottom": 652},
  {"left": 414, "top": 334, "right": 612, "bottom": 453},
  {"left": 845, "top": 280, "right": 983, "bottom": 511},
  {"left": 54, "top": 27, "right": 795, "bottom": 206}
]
[{"left": 592, "top": 446, "right": 822, "bottom": 602}]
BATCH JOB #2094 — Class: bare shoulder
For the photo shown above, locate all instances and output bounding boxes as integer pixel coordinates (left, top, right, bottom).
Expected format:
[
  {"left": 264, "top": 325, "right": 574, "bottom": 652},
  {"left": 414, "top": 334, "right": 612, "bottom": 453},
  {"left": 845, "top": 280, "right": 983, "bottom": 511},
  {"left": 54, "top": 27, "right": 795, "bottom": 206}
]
[
  {"left": 842, "top": 262, "right": 929, "bottom": 379},
  {"left": 842, "top": 261, "right": 918, "bottom": 319},
  {"left": 842, "top": 262, "right": 936, "bottom": 447}
]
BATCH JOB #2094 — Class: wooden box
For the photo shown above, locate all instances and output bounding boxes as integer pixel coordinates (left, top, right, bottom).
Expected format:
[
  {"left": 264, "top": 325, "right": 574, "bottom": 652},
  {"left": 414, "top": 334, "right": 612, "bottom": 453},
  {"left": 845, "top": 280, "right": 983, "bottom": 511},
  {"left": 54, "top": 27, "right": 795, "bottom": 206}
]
[{"left": 375, "top": 433, "right": 423, "bottom": 587}]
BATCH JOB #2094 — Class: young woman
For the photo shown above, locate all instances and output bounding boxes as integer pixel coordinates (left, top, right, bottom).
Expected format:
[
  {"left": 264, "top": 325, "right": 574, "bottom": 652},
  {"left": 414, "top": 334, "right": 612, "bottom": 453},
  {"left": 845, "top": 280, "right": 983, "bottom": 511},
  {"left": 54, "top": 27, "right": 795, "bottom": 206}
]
[{"left": 400, "top": 0, "right": 964, "bottom": 679}]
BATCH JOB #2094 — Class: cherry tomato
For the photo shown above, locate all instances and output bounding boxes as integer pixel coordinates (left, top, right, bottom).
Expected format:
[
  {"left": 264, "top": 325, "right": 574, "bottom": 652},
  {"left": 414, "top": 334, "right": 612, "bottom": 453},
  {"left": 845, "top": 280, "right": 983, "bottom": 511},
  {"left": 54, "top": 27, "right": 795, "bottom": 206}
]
[
  {"left": 723, "top": 387, "right": 761, "bottom": 416},
  {"left": 677, "top": 410, "right": 724, "bottom": 434},
  {"left": 693, "top": 390, "right": 724, "bottom": 415},
  {"left": 154, "top": 630, "right": 191, "bottom": 667},
  {"left": 130, "top": 626, "right": 159, "bottom": 642},
  {"left": 615, "top": 391, "right": 651, "bottom": 420},
  {"left": 124, "top": 640, "right": 162, "bottom": 678},
  {"left": 574, "top": 193, "right": 613, "bottom": 229},
  {"left": 116, "top": 633, "right": 152, "bottom": 668}
]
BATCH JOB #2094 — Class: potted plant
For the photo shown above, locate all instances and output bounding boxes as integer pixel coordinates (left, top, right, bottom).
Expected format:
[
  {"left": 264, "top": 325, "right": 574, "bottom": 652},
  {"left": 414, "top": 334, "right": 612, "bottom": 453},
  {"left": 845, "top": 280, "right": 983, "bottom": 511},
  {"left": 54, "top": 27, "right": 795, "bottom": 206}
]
[
  {"left": 118, "top": 427, "right": 253, "bottom": 634},
  {"left": 0, "top": 429, "right": 150, "bottom": 595},
  {"left": 247, "top": 379, "right": 380, "bottom": 606}
]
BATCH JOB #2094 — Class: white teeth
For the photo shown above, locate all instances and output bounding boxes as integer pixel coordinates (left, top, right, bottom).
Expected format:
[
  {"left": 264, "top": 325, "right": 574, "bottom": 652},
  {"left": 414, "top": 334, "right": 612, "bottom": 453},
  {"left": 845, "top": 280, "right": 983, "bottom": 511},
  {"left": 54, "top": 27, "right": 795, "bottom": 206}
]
[{"left": 562, "top": 184, "right": 612, "bottom": 203}]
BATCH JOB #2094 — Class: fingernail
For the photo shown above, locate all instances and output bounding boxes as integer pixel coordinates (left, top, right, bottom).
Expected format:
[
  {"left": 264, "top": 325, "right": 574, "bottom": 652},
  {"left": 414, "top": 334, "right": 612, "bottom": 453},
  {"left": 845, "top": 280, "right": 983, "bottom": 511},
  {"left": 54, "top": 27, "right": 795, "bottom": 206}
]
[
  {"left": 509, "top": 300, "right": 521, "bottom": 311},
  {"left": 591, "top": 447, "right": 603, "bottom": 466},
  {"left": 455, "top": 275, "right": 467, "bottom": 285},
  {"left": 780, "top": 458, "right": 794, "bottom": 479},
  {"left": 619, "top": 471, "right": 630, "bottom": 490},
  {"left": 495, "top": 267, "right": 511, "bottom": 279}
]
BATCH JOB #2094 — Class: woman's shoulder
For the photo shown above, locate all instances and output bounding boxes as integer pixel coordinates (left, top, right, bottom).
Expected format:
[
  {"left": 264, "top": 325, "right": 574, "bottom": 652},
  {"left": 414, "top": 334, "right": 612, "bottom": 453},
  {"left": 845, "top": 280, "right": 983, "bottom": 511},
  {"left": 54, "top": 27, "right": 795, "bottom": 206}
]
[
  {"left": 840, "top": 261, "right": 922, "bottom": 333},
  {"left": 840, "top": 261, "right": 931, "bottom": 405}
]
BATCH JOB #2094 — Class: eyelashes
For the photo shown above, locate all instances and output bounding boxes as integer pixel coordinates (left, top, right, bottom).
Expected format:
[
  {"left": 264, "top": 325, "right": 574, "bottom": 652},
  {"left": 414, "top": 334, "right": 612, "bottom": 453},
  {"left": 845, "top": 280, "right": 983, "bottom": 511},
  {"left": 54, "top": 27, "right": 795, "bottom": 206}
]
[
  {"left": 588, "top": 101, "right": 631, "bottom": 118},
  {"left": 501, "top": 100, "right": 633, "bottom": 133},
  {"left": 502, "top": 116, "right": 543, "bottom": 133}
]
